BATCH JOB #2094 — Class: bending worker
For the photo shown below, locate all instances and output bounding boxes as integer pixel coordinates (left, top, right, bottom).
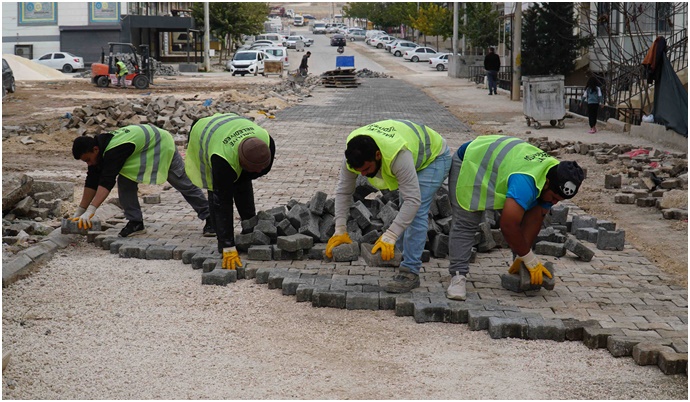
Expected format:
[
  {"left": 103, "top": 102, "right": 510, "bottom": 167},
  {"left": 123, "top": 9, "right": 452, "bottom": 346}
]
[
  {"left": 115, "top": 58, "right": 128, "bottom": 89},
  {"left": 185, "top": 113, "right": 275, "bottom": 271},
  {"left": 71, "top": 125, "right": 213, "bottom": 238},
  {"left": 326, "top": 119, "right": 451, "bottom": 293},
  {"left": 446, "top": 135, "right": 585, "bottom": 300}
]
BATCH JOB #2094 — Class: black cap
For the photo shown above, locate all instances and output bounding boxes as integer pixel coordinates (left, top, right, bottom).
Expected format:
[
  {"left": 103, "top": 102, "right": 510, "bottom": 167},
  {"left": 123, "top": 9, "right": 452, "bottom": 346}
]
[{"left": 547, "top": 161, "right": 584, "bottom": 199}]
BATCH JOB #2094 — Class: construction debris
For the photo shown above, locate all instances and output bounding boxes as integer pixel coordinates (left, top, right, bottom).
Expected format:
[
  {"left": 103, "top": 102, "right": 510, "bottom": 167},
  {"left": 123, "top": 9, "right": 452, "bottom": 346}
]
[
  {"left": 355, "top": 68, "right": 392, "bottom": 78},
  {"left": 320, "top": 68, "right": 360, "bottom": 88}
]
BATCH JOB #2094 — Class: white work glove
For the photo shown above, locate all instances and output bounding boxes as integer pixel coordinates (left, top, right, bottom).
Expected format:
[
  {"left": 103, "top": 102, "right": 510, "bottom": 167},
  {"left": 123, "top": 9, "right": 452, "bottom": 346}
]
[
  {"left": 72, "top": 206, "right": 86, "bottom": 218},
  {"left": 71, "top": 205, "right": 97, "bottom": 230}
]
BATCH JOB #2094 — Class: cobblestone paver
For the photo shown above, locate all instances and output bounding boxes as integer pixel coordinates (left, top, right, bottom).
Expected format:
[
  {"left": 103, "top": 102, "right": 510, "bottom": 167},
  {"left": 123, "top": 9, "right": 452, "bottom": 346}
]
[{"left": 90, "top": 79, "right": 687, "bottom": 374}]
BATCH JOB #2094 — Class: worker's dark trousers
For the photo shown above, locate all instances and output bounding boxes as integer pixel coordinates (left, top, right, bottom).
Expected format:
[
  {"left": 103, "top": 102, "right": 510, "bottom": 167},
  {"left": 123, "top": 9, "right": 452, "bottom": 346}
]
[
  {"left": 447, "top": 152, "right": 483, "bottom": 276},
  {"left": 208, "top": 179, "right": 256, "bottom": 253},
  {"left": 117, "top": 150, "right": 210, "bottom": 223}
]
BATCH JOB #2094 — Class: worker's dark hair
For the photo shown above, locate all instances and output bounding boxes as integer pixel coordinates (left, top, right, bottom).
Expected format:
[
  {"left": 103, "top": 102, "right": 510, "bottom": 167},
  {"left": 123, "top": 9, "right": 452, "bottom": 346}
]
[
  {"left": 586, "top": 76, "right": 599, "bottom": 92},
  {"left": 489, "top": 47, "right": 495, "bottom": 52},
  {"left": 72, "top": 135, "right": 98, "bottom": 159},
  {"left": 306, "top": 51, "right": 311, "bottom": 56},
  {"left": 345, "top": 135, "right": 379, "bottom": 169}
]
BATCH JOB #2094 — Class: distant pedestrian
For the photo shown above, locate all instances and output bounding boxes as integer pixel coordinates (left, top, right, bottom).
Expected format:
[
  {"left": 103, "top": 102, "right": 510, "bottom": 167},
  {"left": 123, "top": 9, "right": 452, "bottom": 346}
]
[
  {"left": 299, "top": 51, "right": 311, "bottom": 76},
  {"left": 484, "top": 47, "right": 500, "bottom": 95},
  {"left": 582, "top": 77, "right": 603, "bottom": 134}
]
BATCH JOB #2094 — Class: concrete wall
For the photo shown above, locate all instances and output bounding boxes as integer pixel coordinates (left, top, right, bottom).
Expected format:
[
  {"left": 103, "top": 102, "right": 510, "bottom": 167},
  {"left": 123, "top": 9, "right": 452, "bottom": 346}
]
[{"left": 630, "top": 121, "right": 688, "bottom": 152}]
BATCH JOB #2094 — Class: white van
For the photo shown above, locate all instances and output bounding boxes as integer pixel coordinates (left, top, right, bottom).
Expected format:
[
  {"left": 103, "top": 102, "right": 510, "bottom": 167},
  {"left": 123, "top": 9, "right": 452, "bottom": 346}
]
[
  {"left": 255, "top": 33, "right": 285, "bottom": 46},
  {"left": 312, "top": 21, "right": 327, "bottom": 34},
  {"left": 262, "top": 47, "right": 289, "bottom": 68},
  {"left": 227, "top": 50, "right": 265, "bottom": 76},
  {"left": 293, "top": 15, "right": 304, "bottom": 26}
]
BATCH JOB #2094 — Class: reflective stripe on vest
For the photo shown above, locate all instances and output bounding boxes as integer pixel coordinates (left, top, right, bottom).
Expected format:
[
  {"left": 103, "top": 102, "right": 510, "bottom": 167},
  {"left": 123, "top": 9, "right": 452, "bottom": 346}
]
[
  {"left": 185, "top": 113, "right": 269, "bottom": 190},
  {"left": 103, "top": 125, "right": 174, "bottom": 185},
  {"left": 456, "top": 135, "right": 559, "bottom": 211},
  {"left": 345, "top": 120, "right": 443, "bottom": 190}
]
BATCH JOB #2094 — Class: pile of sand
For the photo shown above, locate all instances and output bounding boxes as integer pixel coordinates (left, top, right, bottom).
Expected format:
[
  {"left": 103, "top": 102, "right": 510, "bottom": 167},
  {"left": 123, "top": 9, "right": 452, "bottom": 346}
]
[{"left": 2, "top": 54, "right": 72, "bottom": 81}]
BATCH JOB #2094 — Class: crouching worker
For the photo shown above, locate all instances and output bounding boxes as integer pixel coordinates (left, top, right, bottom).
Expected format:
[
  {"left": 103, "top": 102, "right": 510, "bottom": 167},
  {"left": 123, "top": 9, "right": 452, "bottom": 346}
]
[
  {"left": 446, "top": 135, "right": 585, "bottom": 300},
  {"left": 185, "top": 113, "right": 276, "bottom": 270},
  {"left": 326, "top": 119, "right": 451, "bottom": 293},
  {"left": 72, "top": 125, "right": 213, "bottom": 237}
]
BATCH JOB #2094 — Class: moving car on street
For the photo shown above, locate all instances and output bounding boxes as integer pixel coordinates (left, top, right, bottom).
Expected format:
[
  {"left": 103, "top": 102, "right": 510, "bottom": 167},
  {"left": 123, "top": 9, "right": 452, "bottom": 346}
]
[
  {"left": 226, "top": 50, "right": 266, "bottom": 76},
  {"left": 330, "top": 34, "right": 347, "bottom": 47}
]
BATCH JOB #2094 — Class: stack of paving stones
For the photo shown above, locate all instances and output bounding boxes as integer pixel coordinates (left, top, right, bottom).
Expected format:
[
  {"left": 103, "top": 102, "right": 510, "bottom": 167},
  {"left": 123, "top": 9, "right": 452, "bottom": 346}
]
[
  {"left": 526, "top": 136, "right": 688, "bottom": 221},
  {"left": 63, "top": 81, "right": 316, "bottom": 139},
  {"left": 83, "top": 180, "right": 687, "bottom": 376},
  {"left": 354, "top": 69, "right": 392, "bottom": 78},
  {"left": 1, "top": 123, "right": 47, "bottom": 140}
]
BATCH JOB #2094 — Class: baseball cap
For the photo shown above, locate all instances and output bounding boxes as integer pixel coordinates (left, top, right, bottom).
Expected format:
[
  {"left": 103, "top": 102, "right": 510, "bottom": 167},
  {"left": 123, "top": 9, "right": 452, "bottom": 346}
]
[
  {"left": 238, "top": 137, "right": 271, "bottom": 172},
  {"left": 547, "top": 161, "right": 584, "bottom": 199}
]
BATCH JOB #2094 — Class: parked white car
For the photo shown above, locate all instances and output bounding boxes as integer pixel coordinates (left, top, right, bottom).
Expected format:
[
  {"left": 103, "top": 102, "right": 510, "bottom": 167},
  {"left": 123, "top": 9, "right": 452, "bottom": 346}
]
[
  {"left": 429, "top": 53, "right": 450, "bottom": 71},
  {"left": 32, "top": 52, "right": 84, "bottom": 73},
  {"left": 369, "top": 35, "right": 395, "bottom": 49},
  {"left": 403, "top": 46, "right": 438, "bottom": 62},
  {"left": 261, "top": 47, "right": 289, "bottom": 68},
  {"left": 346, "top": 30, "right": 366, "bottom": 41},
  {"left": 390, "top": 41, "right": 419, "bottom": 57},
  {"left": 226, "top": 50, "right": 266, "bottom": 76}
]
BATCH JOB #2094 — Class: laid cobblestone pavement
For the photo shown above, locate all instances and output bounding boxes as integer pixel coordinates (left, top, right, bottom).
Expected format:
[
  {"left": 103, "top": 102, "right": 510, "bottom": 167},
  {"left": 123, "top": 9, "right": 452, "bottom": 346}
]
[{"left": 89, "top": 79, "right": 687, "bottom": 374}]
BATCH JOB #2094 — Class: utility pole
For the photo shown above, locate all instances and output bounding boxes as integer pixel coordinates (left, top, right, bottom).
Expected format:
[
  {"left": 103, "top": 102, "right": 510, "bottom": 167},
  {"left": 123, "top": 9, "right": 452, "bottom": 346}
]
[
  {"left": 203, "top": 2, "right": 210, "bottom": 72},
  {"left": 511, "top": 2, "right": 522, "bottom": 101},
  {"left": 461, "top": 2, "right": 467, "bottom": 55}
]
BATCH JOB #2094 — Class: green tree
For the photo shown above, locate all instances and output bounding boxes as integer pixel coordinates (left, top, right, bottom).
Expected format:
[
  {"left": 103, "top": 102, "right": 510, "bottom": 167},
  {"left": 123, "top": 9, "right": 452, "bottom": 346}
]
[
  {"left": 521, "top": 3, "right": 581, "bottom": 76},
  {"left": 410, "top": 3, "right": 452, "bottom": 50},
  {"left": 460, "top": 2, "right": 500, "bottom": 53},
  {"left": 191, "top": 2, "right": 270, "bottom": 63}
]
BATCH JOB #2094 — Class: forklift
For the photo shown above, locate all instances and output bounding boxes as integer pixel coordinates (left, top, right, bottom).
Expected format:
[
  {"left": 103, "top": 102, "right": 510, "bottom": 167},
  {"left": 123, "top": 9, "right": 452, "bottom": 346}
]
[{"left": 91, "top": 42, "right": 153, "bottom": 89}]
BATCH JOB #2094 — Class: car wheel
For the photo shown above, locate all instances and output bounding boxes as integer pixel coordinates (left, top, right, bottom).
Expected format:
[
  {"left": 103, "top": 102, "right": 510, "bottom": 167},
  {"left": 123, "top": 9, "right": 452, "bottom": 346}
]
[
  {"left": 436, "top": 64, "right": 446, "bottom": 71},
  {"left": 62, "top": 64, "right": 74, "bottom": 73},
  {"left": 96, "top": 76, "right": 109, "bottom": 87},
  {"left": 132, "top": 74, "right": 150, "bottom": 89},
  {"left": 411, "top": 56, "right": 419, "bottom": 62},
  {"left": 376, "top": 43, "right": 383, "bottom": 49},
  {"left": 8, "top": 78, "right": 15, "bottom": 93},
  {"left": 394, "top": 51, "right": 401, "bottom": 57}
]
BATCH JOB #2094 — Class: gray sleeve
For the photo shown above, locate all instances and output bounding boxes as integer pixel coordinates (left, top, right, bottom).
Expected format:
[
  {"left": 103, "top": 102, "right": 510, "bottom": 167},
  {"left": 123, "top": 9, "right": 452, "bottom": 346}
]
[
  {"left": 334, "top": 158, "right": 357, "bottom": 229},
  {"left": 388, "top": 149, "right": 420, "bottom": 237}
]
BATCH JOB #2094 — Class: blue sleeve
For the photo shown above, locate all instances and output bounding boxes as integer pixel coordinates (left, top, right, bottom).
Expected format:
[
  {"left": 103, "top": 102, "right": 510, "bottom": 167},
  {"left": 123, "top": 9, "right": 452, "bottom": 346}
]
[{"left": 506, "top": 174, "right": 553, "bottom": 211}]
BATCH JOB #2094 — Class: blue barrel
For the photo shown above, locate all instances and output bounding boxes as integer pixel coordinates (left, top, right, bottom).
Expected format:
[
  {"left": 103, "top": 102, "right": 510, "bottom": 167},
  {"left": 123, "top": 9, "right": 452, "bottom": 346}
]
[{"left": 335, "top": 56, "right": 355, "bottom": 68}]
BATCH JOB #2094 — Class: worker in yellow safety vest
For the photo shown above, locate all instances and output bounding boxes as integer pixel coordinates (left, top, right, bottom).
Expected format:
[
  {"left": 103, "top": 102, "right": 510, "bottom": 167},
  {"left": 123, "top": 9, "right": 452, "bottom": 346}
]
[
  {"left": 445, "top": 135, "right": 585, "bottom": 300},
  {"left": 326, "top": 119, "right": 452, "bottom": 294},
  {"left": 185, "top": 113, "right": 276, "bottom": 271},
  {"left": 71, "top": 125, "right": 213, "bottom": 238},
  {"left": 115, "top": 58, "right": 128, "bottom": 89}
]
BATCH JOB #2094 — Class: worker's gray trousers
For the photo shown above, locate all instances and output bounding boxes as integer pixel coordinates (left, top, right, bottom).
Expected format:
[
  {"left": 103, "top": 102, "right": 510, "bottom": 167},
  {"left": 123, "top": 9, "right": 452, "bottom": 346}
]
[
  {"left": 117, "top": 150, "right": 210, "bottom": 223},
  {"left": 447, "top": 152, "right": 483, "bottom": 276}
]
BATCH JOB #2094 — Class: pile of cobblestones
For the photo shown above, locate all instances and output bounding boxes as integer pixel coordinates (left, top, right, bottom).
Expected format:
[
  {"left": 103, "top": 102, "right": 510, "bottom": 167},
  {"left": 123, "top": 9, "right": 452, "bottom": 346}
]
[
  {"left": 527, "top": 137, "right": 688, "bottom": 221},
  {"left": 355, "top": 69, "right": 392, "bottom": 78}
]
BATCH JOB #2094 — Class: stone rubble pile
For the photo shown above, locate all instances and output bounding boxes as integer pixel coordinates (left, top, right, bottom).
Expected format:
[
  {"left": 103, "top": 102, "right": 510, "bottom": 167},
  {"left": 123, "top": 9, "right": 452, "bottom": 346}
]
[
  {"left": 2, "top": 173, "right": 75, "bottom": 258},
  {"left": 526, "top": 137, "right": 688, "bottom": 221},
  {"left": 355, "top": 68, "right": 392, "bottom": 78},
  {"left": 59, "top": 80, "right": 313, "bottom": 140}
]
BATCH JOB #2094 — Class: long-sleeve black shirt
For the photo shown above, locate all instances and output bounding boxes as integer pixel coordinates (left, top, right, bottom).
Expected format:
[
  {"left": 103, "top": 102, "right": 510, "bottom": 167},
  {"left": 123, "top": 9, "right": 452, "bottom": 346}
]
[
  {"left": 484, "top": 53, "right": 500, "bottom": 71},
  {"left": 212, "top": 136, "right": 276, "bottom": 250},
  {"left": 84, "top": 133, "right": 135, "bottom": 191}
]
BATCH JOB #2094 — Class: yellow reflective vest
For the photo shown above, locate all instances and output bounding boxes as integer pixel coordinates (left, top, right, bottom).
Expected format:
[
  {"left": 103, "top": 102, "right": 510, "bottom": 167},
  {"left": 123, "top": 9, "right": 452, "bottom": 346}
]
[
  {"left": 345, "top": 119, "right": 444, "bottom": 190},
  {"left": 103, "top": 125, "right": 175, "bottom": 185},
  {"left": 185, "top": 113, "right": 270, "bottom": 190},
  {"left": 455, "top": 135, "right": 559, "bottom": 211}
]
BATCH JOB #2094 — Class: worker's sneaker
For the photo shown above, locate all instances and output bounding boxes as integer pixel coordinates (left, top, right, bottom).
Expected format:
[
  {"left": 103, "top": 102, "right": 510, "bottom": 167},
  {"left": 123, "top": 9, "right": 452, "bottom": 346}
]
[
  {"left": 446, "top": 272, "right": 467, "bottom": 301},
  {"left": 382, "top": 269, "right": 420, "bottom": 294},
  {"left": 119, "top": 221, "right": 146, "bottom": 238},
  {"left": 202, "top": 219, "right": 215, "bottom": 237}
]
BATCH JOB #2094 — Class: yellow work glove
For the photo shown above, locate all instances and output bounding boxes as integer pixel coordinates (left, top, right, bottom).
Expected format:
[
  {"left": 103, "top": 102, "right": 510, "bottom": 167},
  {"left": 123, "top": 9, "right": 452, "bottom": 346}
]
[
  {"left": 521, "top": 251, "right": 552, "bottom": 285},
  {"left": 325, "top": 226, "right": 352, "bottom": 258},
  {"left": 70, "top": 205, "right": 97, "bottom": 230},
  {"left": 508, "top": 256, "right": 522, "bottom": 274},
  {"left": 371, "top": 230, "right": 398, "bottom": 261},
  {"left": 222, "top": 247, "right": 242, "bottom": 270}
]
